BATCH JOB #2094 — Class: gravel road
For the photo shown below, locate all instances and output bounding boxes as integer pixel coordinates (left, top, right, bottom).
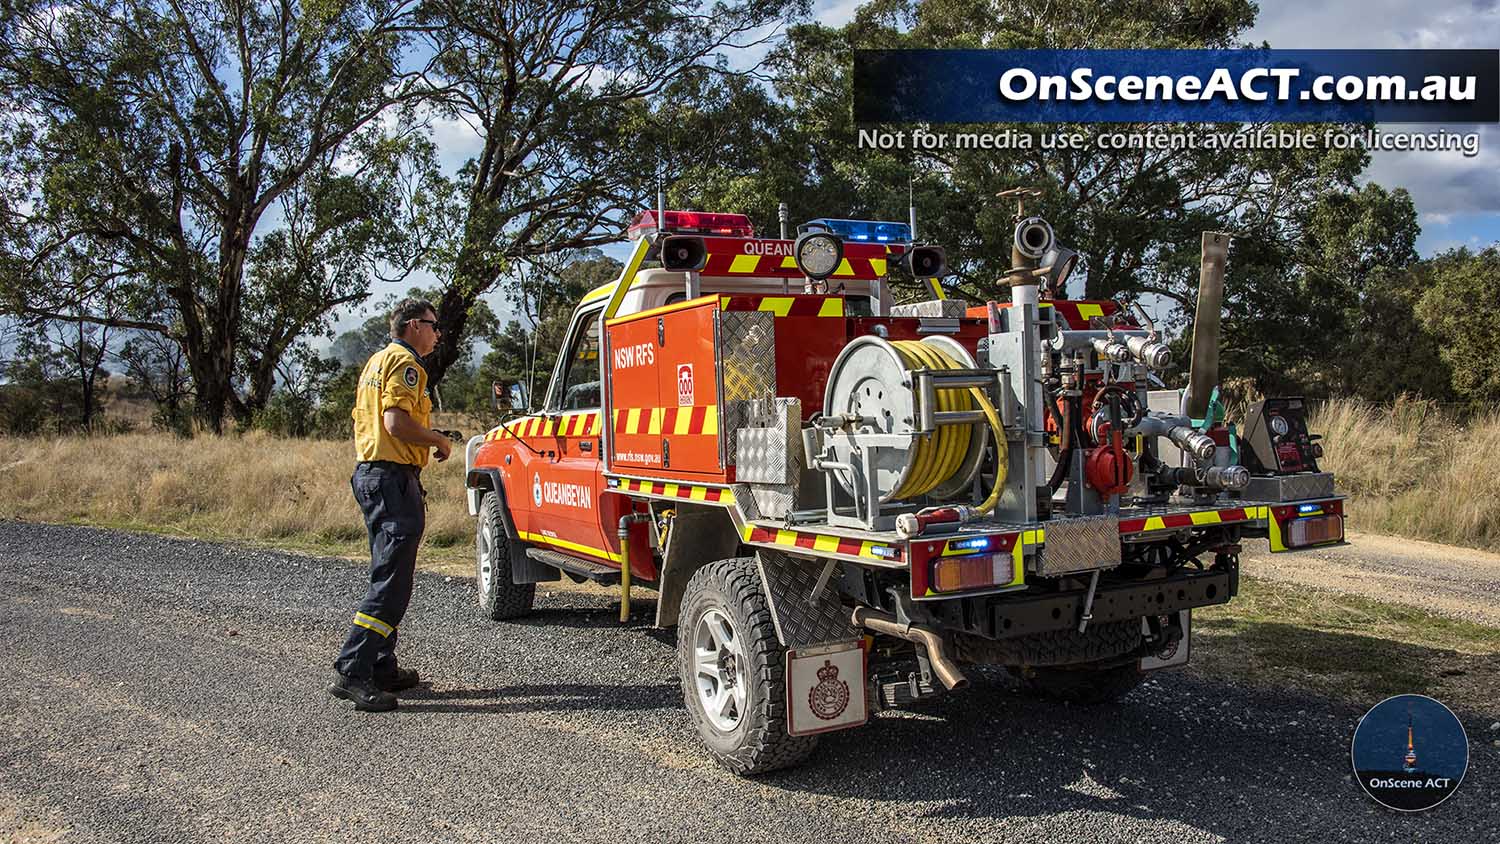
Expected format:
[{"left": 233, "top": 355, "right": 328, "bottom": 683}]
[
  {"left": 1243, "top": 531, "right": 1500, "bottom": 627},
  {"left": 2, "top": 522, "right": 1495, "bottom": 844}
]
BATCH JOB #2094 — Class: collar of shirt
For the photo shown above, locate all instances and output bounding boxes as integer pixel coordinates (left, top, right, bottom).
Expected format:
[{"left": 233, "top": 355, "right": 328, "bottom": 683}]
[{"left": 391, "top": 338, "right": 427, "bottom": 373}]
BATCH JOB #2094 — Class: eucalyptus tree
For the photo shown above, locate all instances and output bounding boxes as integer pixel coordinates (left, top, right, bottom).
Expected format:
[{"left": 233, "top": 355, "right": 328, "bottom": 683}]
[{"left": 0, "top": 0, "right": 439, "bottom": 430}]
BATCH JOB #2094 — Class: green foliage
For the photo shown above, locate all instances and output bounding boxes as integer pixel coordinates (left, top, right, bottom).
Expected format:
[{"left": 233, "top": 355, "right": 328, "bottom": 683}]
[
  {"left": 0, "top": 329, "right": 115, "bottom": 434},
  {"left": 416, "top": 0, "right": 810, "bottom": 384},
  {"left": 0, "top": 0, "right": 436, "bottom": 432},
  {"left": 1415, "top": 247, "right": 1500, "bottom": 408},
  {"left": 472, "top": 251, "right": 623, "bottom": 414}
]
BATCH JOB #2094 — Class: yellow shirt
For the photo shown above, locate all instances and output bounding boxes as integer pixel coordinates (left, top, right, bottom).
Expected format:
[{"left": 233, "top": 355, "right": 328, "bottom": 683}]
[{"left": 352, "top": 341, "right": 433, "bottom": 468}]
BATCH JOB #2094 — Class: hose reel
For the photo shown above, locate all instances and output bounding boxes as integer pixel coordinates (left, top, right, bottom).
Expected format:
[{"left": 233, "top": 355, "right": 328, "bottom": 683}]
[{"left": 814, "top": 336, "right": 1009, "bottom": 528}]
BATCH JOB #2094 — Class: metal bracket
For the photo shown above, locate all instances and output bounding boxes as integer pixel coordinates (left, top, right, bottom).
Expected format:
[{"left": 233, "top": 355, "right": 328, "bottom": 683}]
[{"left": 1078, "top": 569, "right": 1102, "bottom": 633}]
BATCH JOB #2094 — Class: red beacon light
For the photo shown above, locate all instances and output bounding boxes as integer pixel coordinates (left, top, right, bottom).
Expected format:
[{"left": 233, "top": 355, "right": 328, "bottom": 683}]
[{"left": 627, "top": 209, "right": 755, "bottom": 241}]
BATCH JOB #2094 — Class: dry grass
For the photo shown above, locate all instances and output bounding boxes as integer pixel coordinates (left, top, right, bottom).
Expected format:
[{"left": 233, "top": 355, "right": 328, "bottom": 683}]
[
  {"left": 1308, "top": 397, "right": 1500, "bottom": 552},
  {"left": 1, "top": 396, "right": 1495, "bottom": 573},
  {"left": 0, "top": 430, "right": 474, "bottom": 569}
]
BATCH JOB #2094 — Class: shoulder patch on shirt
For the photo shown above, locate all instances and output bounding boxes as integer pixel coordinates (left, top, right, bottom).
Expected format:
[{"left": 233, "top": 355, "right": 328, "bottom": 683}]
[{"left": 403, "top": 366, "right": 419, "bottom": 388}]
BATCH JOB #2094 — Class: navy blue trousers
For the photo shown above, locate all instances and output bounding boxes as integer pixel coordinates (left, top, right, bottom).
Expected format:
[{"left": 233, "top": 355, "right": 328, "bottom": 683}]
[{"left": 335, "top": 461, "right": 424, "bottom": 680}]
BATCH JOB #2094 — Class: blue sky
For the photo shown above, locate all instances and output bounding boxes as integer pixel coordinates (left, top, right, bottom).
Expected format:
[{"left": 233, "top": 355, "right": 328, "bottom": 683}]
[{"left": 340, "top": 0, "right": 1500, "bottom": 337}]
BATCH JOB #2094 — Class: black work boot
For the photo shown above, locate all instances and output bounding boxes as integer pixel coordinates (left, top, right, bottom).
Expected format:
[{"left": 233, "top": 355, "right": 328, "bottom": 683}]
[
  {"left": 327, "top": 672, "right": 398, "bottom": 712},
  {"left": 375, "top": 667, "right": 421, "bottom": 693}
]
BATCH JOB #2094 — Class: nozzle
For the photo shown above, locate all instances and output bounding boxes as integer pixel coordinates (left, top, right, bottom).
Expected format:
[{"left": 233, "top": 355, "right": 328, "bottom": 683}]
[
  {"left": 1167, "top": 425, "right": 1216, "bottom": 461},
  {"left": 1125, "top": 335, "right": 1172, "bottom": 370},
  {"left": 1091, "top": 337, "right": 1132, "bottom": 362}
]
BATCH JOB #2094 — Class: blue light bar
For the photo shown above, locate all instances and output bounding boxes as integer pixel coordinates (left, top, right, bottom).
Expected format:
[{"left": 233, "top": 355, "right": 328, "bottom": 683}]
[
  {"left": 950, "top": 536, "right": 992, "bottom": 552},
  {"left": 1297, "top": 503, "right": 1320, "bottom": 514},
  {"left": 805, "top": 218, "right": 913, "bottom": 244}
]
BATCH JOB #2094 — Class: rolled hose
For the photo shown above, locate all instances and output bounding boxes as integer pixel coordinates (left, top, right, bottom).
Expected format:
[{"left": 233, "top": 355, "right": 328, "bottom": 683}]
[{"left": 886, "top": 340, "right": 1008, "bottom": 515}]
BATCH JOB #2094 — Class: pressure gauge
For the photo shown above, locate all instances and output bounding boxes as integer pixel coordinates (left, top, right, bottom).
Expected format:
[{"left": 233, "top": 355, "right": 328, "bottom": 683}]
[{"left": 1270, "top": 415, "right": 1289, "bottom": 436}]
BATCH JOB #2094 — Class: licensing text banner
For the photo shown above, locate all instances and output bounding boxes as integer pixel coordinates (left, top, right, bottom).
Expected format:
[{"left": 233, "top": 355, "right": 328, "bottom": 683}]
[{"left": 852, "top": 50, "right": 1499, "bottom": 124}]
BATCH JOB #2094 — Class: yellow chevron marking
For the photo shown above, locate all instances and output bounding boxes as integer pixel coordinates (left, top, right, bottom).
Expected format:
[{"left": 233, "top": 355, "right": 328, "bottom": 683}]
[
  {"left": 720, "top": 489, "right": 736, "bottom": 504},
  {"left": 647, "top": 407, "right": 664, "bottom": 435},
  {"left": 689, "top": 487, "right": 708, "bottom": 501},
  {"left": 1144, "top": 516, "right": 1166, "bottom": 531},
  {"left": 832, "top": 258, "right": 855, "bottom": 277},
  {"left": 729, "top": 254, "right": 760, "bottom": 273},
  {"left": 673, "top": 408, "right": 692, "bottom": 435},
  {"left": 775, "top": 529, "right": 798, "bottom": 546},
  {"left": 739, "top": 524, "right": 755, "bottom": 541},
  {"left": 759, "top": 298, "right": 794, "bottom": 317},
  {"left": 870, "top": 258, "right": 887, "bottom": 276},
  {"left": 817, "top": 298, "right": 844, "bottom": 318},
  {"left": 626, "top": 407, "right": 642, "bottom": 434},
  {"left": 813, "top": 534, "right": 840, "bottom": 553},
  {"left": 780, "top": 256, "right": 798, "bottom": 269},
  {"left": 1075, "top": 303, "right": 1105, "bottom": 323},
  {"left": 1190, "top": 511, "right": 1221, "bottom": 525},
  {"left": 663, "top": 483, "right": 680, "bottom": 497},
  {"left": 703, "top": 405, "right": 718, "bottom": 434}
]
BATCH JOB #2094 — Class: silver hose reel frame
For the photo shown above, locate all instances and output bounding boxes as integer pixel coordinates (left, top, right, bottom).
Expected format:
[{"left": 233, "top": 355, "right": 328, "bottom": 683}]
[{"left": 818, "top": 335, "right": 991, "bottom": 506}]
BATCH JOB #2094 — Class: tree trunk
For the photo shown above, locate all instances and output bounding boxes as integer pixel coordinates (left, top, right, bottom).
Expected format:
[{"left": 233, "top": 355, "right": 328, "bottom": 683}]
[{"left": 429, "top": 213, "right": 505, "bottom": 387}]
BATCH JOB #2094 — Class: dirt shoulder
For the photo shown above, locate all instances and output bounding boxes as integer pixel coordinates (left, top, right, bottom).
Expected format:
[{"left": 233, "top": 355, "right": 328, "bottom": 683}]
[{"left": 1241, "top": 530, "right": 1500, "bottom": 628}]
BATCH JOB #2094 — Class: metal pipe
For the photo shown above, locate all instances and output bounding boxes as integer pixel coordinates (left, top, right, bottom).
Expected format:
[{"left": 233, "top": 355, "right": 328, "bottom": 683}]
[
  {"left": 1183, "top": 232, "right": 1231, "bottom": 418},
  {"left": 617, "top": 513, "right": 651, "bottom": 623},
  {"left": 850, "top": 606, "right": 969, "bottom": 690}
]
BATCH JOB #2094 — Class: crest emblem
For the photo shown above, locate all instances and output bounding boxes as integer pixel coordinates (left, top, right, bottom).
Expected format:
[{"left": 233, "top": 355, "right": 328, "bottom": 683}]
[
  {"left": 403, "top": 366, "right": 419, "bottom": 388},
  {"left": 808, "top": 659, "right": 851, "bottom": 720},
  {"left": 532, "top": 473, "right": 542, "bottom": 507}
]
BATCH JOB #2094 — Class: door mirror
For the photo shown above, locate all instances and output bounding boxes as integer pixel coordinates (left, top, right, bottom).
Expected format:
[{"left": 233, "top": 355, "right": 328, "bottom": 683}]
[{"left": 492, "top": 380, "right": 529, "bottom": 413}]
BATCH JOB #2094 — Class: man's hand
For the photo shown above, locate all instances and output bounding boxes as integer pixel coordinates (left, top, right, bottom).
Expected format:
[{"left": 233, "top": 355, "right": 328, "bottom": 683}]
[{"left": 383, "top": 408, "right": 453, "bottom": 461}]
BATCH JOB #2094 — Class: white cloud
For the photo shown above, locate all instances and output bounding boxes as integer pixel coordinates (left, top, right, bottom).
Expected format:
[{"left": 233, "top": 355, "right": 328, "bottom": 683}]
[{"left": 1248, "top": 1, "right": 1500, "bottom": 230}]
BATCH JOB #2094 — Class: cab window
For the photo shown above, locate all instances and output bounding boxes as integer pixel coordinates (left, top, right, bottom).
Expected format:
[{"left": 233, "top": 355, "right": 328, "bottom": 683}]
[{"left": 554, "top": 310, "right": 602, "bottom": 411}]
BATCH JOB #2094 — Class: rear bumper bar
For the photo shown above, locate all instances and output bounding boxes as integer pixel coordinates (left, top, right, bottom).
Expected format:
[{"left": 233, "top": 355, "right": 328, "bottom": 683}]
[{"left": 934, "top": 566, "right": 1236, "bottom": 641}]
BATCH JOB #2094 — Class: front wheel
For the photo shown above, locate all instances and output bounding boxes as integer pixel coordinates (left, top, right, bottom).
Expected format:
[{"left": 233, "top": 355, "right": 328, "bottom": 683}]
[
  {"left": 676, "top": 557, "right": 818, "bottom": 775},
  {"left": 476, "top": 492, "right": 534, "bottom": 620}
]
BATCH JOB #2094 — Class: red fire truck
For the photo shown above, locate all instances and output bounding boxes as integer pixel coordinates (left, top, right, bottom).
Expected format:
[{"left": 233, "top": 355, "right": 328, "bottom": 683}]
[{"left": 463, "top": 205, "right": 1345, "bottom": 775}]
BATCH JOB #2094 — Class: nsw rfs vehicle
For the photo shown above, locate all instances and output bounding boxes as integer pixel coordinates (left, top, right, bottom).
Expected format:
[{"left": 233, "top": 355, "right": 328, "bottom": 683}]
[{"left": 464, "top": 199, "right": 1346, "bottom": 775}]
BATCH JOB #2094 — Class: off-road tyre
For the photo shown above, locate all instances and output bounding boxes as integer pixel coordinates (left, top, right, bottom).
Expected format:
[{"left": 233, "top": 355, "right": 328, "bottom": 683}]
[
  {"left": 1015, "top": 661, "right": 1145, "bottom": 704},
  {"left": 476, "top": 492, "right": 534, "bottom": 620},
  {"left": 676, "top": 557, "right": 818, "bottom": 775},
  {"left": 951, "top": 619, "right": 1142, "bottom": 667}
]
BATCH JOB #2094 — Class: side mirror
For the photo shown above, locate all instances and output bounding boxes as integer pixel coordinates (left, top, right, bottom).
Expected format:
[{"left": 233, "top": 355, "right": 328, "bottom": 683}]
[{"left": 492, "top": 380, "right": 529, "bottom": 413}]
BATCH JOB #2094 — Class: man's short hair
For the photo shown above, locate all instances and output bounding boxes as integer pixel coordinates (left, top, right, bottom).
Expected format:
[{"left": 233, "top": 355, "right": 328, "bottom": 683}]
[{"left": 390, "top": 298, "right": 436, "bottom": 338}]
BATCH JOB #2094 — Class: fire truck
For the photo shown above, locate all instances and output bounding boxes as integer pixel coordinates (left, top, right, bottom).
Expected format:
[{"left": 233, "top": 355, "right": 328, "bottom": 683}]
[{"left": 463, "top": 198, "right": 1346, "bottom": 775}]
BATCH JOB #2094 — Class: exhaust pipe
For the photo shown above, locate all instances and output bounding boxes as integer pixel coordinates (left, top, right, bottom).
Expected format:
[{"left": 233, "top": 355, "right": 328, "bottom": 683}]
[
  {"left": 850, "top": 606, "right": 969, "bottom": 690},
  {"left": 1182, "top": 232, "right": 1231, "bottom": 419}
]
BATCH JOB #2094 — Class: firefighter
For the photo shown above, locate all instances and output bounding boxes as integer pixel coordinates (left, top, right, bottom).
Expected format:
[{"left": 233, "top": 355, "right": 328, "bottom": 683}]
[{"left": 328, "top": 298, "right": 452, "bottom": 712}]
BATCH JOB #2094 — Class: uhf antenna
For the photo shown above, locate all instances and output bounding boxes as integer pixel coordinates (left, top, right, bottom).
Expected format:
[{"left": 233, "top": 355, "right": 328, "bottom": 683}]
[{"left": 908, "top": 175, "right": 917, "bottom": 241}]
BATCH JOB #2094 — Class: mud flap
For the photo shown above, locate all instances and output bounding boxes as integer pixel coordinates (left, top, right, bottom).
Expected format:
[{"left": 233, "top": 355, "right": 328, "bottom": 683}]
[
  {"left": 756, "top": 550, "right": 867, "bottom": 736},
  {"left": 1142, "top": 609, "right": 1191, "bottom": 671},
  {"left": 786, "top": 640, "right": 868, "bottom": 736}
]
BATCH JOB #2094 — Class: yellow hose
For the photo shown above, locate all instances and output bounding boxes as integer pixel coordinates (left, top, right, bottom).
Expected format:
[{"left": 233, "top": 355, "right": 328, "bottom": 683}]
[{"left": 887, "top": 340, "right": 1009, "bottom": 514}]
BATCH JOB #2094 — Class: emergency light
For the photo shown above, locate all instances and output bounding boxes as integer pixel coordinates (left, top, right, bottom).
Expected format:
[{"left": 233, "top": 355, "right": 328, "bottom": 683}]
[
  {"left": 627, "top": 210, "right": 754, "bottom": 240},
  {"left": 804, "top": 218, "right": 913, "bottom": 243}
]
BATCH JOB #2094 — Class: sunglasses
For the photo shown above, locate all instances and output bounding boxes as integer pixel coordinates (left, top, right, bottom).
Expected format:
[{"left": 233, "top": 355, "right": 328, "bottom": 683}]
[{"left": 411, "top": 318, "right": 441, "bottom": 332}]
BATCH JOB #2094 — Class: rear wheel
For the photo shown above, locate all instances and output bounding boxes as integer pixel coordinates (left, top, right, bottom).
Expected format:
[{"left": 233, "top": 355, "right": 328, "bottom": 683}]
[
  {"left": 476, "top": 492, "right": 534, "bottom": 620},
  {"left": 676, "top": 557, "right": 818, "bottom": 775}
]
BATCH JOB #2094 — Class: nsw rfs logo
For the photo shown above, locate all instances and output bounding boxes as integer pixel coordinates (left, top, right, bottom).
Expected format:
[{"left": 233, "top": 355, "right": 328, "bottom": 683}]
[
  {"left": 808, "top": 659, "right": 851, "bottom": 720},
  {"left": 677, "top": 364, "right": 694, "bottom": 406},
  {"left": 531, "top": 473, "right": 542, "bottom": 507},
  {"left": 402, "top": 365, "right": 419, "bottom": 388}
]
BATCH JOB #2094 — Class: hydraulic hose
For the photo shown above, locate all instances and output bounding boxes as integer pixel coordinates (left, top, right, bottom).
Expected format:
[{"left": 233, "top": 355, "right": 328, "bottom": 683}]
[{"left": 886, "top": 340, "right": 1008, "bottom": 514}]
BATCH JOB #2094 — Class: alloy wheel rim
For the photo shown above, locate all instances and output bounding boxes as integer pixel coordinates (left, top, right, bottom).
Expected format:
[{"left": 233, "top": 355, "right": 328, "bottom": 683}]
[{"left": 692, "top": 607, "right": 748, "bottom": 732}]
